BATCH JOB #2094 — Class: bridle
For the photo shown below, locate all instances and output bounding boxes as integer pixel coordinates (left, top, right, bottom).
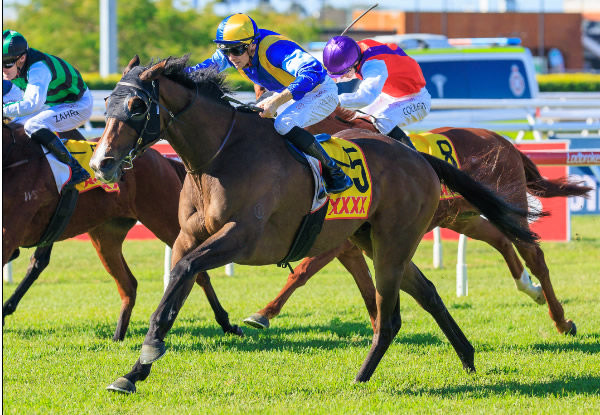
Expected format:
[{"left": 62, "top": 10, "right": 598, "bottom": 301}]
[
  {"left": 105, "top": 75, "right": 198, "bottom": 169},
  {"left": 106, "top": 70, "right": 240, "bottom": 174}
]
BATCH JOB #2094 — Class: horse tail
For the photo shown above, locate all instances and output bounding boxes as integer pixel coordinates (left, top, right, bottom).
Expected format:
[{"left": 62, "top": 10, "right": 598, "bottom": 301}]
[
  {"left": 420, "top": 153, "right": 541, "bottom": 244},
  {"left": 520, "top": 151, "right": 592, "bottom": 198},
  {"left": 165, "top": 157, "right": 187, "bottom": 184}
]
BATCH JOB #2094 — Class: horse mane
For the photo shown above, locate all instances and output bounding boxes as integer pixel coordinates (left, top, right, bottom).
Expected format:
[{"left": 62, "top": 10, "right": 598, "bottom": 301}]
[{"left": 148, "top": 55, "right": 233, "bottom": 107}]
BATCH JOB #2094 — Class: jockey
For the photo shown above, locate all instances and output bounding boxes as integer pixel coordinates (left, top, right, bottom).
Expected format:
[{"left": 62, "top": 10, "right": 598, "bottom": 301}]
[
  {"left": 2, "top": 30, "right": 90, "bottom": 188},
  {"left": 322, "top": 36, "right": 432, "bottom": 149},
  {"left": 186, "top": 14, "right": 352, "bottom": 194}
]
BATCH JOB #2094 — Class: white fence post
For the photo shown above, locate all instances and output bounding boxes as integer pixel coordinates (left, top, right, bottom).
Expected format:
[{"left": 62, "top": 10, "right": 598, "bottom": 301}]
[
  {"left": 456, "top": 234, "right": 468, "bottom": 297},
  {"left": 433, "top": 227, "right": 443, "bottom": 269},
  {"left": 3, "top": 262, "right": 13, "bottom": 284},
  {"left": 225, "top": 263, "right": 234, "bottom": 276}
]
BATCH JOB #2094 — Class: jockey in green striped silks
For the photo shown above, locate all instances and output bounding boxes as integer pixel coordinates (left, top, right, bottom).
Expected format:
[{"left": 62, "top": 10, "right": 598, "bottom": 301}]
[{"left": 3, "top": 30, "right": 90, "bottom": 187}]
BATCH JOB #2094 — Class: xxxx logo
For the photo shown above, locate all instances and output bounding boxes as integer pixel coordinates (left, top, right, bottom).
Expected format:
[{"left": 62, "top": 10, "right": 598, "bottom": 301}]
[{"left": 329, "top": 196, "right": 368, "bottom": 216}]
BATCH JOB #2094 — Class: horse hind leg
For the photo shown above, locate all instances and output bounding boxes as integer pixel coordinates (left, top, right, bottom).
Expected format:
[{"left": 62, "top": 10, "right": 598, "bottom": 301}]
[
  {"left": 88, "top": 218, "right": 138, "bottom": 341},
  {"left": 3, "top": 245, "right": 53, "bottom": 326},
  {"left": 243, "top": 241, "right": 351, "bottom": 330},
  {"left": 401, "top": 263, "right": 475, "bottom": 373},
  {"left": 450, "top": 216, "right": 545, "bottom": 304},
  {"left": 515, "top": 240, "right": 576, "bottom": 335}
]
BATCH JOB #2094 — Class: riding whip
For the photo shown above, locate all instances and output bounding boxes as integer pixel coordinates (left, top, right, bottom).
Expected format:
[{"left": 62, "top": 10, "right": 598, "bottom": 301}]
[{"left": 341, "top": 3, "right": 379, "bottom": 36}]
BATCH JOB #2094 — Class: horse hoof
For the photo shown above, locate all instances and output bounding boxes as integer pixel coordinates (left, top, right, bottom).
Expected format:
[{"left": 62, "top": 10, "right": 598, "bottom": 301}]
[
  {"left": 106, "top": 377, "right": 136, "bottom": 394},
  {"left": 140, "top": 342, "right": 166, "bottom": 364},
  {"left": 565, "top": 321, "right": 577, "bottom": 336},
  {"left": 243, "top": 313, "right": 270, "bottom": 329},
  {"left": 226, "top": 325, "right": 244, "bottom": 337}
]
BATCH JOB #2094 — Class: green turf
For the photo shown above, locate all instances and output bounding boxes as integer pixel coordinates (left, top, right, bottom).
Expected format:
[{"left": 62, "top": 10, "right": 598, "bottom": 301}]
[{"left": 3, "top": 216, "right": 600, "bottom": 414}]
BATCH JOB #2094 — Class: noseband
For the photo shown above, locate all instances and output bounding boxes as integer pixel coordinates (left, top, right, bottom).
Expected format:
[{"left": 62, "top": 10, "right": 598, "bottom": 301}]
[{"left": 105, "top": 75, "right": 198, "bottom": 169}]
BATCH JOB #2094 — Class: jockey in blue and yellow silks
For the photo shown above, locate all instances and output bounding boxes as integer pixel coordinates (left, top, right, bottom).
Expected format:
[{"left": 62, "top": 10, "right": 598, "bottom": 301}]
[{"left": 185, "top": 13, "right": 351, "bottom": 194}]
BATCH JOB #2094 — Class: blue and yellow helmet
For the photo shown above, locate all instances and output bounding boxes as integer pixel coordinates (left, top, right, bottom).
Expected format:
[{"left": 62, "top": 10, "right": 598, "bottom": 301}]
[{"left": 214, "top": 14, "right": 258, "bottom": 46}]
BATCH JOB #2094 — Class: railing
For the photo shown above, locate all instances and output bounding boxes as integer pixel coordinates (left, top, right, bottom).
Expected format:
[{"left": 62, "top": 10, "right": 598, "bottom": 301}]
[{"left": 86, "top": 90, "right": 600, "bottom": 141}]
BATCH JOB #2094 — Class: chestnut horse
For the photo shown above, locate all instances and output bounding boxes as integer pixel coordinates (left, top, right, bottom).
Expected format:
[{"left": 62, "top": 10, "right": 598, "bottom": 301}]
[
  {"left": 90, "top": 56, "right": 539, "bottom": 392},
  {"left": 2, "top": 122, "right": 243, "bottom": 340},
  {"left": 243, "top": 104, "right": 589, "bottom": 336}
]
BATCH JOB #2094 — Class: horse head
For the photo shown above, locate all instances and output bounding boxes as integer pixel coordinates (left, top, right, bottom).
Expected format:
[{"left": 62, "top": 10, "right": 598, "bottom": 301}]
[{"left": 90, "top": 56, "right": 168, "bottom": 183}]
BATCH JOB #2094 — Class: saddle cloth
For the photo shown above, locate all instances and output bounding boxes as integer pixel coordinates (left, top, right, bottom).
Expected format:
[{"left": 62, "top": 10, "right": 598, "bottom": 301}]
[
  {"left": 46, "top": 138, "right": 119, "bottom": 194},
  {"left": 410, "top": 132, "right": 462, "bottom": 200}
]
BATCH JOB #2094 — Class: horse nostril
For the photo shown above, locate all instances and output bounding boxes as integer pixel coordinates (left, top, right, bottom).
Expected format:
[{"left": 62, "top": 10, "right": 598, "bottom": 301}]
[{"left": 98, "top": 158, "right": 115, "bottom": 171}]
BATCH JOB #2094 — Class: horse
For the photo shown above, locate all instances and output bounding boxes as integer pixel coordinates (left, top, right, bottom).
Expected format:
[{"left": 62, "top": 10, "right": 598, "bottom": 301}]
[
  {"left": 89, "top": 55, "right": 540, "bottom": 393},
  {"left": 242, "top": 104, "right": 590, "bottom": 335},
  {"left": 2, "top": 122, "right": 243, "bottom": 340}
]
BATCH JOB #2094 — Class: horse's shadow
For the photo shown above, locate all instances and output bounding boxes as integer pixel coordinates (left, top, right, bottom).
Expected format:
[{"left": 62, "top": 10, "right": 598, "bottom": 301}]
[{"left": 383, "top": 375, "right": 600, "bottom": 397}]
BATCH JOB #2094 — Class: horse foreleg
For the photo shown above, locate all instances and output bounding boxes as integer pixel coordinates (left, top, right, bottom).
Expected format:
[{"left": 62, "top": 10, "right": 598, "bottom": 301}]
[
  {"left": 194, "top": 271, "right": 243, "bottom": 336},
  {"left": 515, "top": 240, "right": 575, "bottom": 335},
  {"left": 401, "top": 263, "right": 475, "bottom": 373},
  {"left": 106, "top": 358, "right": 152, "bottom": 394},
  {"left": 141, "top": 224, "right": 246, "bottom": 365},
  {"left": 3, "top": 245, "right": 53, "bottom": 326},
  {"left": 244, "top": 241, "right": 349, "bottom": 329},
  {"left": 88, "top": 219, "right": 137, "bottom": 341}
]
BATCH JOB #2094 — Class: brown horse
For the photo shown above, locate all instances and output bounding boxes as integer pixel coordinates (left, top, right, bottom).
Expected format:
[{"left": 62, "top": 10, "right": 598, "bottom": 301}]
[
  {"left": 243, "top": 105, "right": 590, "bottom": 335},
  {"left": 90, "top": 56, "right": 539, "bottom": 392},
  {"left": 2, "top": 122, "right": 243, "bottom": 340}
]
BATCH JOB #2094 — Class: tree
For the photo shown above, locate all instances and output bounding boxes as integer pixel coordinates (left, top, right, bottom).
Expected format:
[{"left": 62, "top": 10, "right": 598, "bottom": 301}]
[{"left": 4, "top": 0, "right": 320, "bottom": 73}]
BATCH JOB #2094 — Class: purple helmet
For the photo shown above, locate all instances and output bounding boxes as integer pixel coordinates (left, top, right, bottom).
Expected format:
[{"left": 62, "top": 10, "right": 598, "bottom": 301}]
[{"left": 323, "top": 36, "right": 361, "bottom": 78}]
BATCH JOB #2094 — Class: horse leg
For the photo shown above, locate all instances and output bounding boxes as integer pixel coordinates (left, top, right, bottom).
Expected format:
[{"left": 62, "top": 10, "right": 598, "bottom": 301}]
[
  {"left": 140, "top": 224, "right": 248, "bottom": 365},
  {"left": 88, "top": 218, "right": 138, "bottom": 341},
  {"left": 3, "top": 245, "right": 53, "bottom": 326},
  {"left": 243, "top": 240, "right": 352, "bottom": 329},
  {"left": 194, "top": 271, "right": 243, "bottom": 336},
  {"left": 401, "top": 263, "right": 475, "bottom": 372},
  {"left": 449, "top": 216, "right": 545, "bottom": 304},
  {"left": 514, "top": 240, "right": 575, "bottom": 335},
  {"left": 135, "top": 191, "right": 241, "bottom": 337}
]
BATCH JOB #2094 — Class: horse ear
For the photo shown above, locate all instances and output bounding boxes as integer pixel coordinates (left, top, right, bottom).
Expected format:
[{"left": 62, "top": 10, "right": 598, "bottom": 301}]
[
  {"left": 123, "top": 55, "right": 140, "bottom": 76},
  {"left": 140, "top": 60, "right": 167, "bottom": 82}
]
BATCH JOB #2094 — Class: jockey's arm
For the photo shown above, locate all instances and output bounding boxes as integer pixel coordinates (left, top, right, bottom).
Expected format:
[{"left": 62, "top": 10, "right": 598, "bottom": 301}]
[
  {"left": 185, "top": 50, "right": 232, "bottom": 74},
  {"left": 338, "top": 59, "right": 388, "bottom": 110},
  {"left": 2, "top": 62, "right": 51, "bottom": 118},
  {"left": 278, "top": 45, "right": 327, "bottom": 102}
]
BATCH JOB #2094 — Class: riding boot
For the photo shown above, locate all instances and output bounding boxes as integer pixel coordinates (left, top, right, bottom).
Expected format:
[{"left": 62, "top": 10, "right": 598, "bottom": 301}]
[
  {"left": 30, "top": 128, "right": 90, "bottom": 188},
  {"left": 284, "top": 126, "right": 352, "bottom": 194},
  {"left": 388, "top": 126, "right": 416, "bottom": 150}
]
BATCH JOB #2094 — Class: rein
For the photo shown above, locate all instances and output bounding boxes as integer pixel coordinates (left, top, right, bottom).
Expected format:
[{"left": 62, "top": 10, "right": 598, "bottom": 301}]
[{"left": 111, "top": 79, "right": 199, "bottom": 169}]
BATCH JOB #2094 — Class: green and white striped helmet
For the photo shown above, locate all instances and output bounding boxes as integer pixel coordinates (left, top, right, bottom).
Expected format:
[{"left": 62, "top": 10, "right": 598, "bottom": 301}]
[{"left": 3, "top": 30, "right": 28, "bottom": 62}]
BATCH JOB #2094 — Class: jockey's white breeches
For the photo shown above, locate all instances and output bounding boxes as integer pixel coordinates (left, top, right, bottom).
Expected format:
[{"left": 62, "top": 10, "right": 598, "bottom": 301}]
[
  {"left": 13, "top": 89, "right": 93, "bottom": 137},
  {"left": 361, "top": 87, "right": 431, "bottom": 135},
  {"left": 274, "top": 76, "right": 339, "bottom": 135}
]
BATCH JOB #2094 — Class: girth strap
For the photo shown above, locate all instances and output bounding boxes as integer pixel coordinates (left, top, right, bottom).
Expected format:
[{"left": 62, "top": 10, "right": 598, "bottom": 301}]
[{"left": 23, "top": 188, "right": 79, "bottom": 248}]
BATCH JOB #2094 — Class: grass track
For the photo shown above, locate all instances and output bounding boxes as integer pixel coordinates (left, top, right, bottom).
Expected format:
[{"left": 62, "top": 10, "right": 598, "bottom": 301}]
[{"left": 3, "top": 216, "right": 600, "bottom": 414}]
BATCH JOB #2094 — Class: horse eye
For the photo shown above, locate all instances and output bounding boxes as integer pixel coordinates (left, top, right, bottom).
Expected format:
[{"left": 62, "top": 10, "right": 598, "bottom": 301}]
[{"left": 129, "top": 98, "right": 147, "bottom": 118}]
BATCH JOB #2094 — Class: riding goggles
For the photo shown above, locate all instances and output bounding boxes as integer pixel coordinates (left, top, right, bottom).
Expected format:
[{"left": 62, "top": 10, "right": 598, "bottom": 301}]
[
  {"left": 2, "top": 59, "right": 19, "bottom": 68},
  {"left": 220, "top": 44, "right": 248, "bottom": 57}
]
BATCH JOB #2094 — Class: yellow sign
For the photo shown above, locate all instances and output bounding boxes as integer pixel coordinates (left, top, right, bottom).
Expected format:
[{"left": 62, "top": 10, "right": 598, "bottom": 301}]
[
  {"left": 322, "top": 137, "right": 372, "bottom": 220},
  {"left": 65, "top": 140, "right": 119, "bottom": 193}
]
